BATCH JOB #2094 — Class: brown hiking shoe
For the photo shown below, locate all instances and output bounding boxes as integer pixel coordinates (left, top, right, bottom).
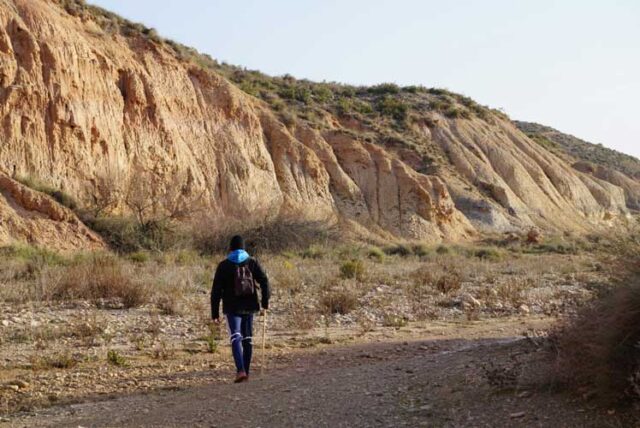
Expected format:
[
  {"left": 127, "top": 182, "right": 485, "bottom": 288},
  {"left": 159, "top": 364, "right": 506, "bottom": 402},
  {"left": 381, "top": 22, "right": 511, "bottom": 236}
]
[{"left": 234, "top": 371, "right": 248, "bottom": 383}]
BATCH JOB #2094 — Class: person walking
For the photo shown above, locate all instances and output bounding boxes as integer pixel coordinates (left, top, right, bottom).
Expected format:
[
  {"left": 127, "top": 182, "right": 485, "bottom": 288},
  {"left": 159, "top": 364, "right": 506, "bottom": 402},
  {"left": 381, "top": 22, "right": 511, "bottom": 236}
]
[{"left": 211, "top": 235, "right": 270, "bottom": 383}]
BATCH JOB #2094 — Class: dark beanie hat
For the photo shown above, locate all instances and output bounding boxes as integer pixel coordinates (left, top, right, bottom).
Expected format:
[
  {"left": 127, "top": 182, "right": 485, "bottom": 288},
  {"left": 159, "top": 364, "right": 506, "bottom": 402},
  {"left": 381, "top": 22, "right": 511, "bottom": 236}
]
[{"left": 229, "top": 235, "right": 245, "bottom": 251}]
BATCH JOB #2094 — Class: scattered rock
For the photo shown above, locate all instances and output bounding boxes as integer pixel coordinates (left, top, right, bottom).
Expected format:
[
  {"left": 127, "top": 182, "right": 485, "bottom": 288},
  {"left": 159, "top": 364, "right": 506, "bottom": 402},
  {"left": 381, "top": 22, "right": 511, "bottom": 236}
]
[
  {"left": 526, "top": 228, "right": 543, "bottom": 244},
  {"left": 459, "top": 293, "right": 482, "bottom": 309},
  {"left": 11, "top": 380, "right": 29, "bottom": 389},
  {"left": 510, "top": 412, "right": 526, "bottom": 419},
  {"left": 518, "top": 305, "right": 530, "bottom": 315}
]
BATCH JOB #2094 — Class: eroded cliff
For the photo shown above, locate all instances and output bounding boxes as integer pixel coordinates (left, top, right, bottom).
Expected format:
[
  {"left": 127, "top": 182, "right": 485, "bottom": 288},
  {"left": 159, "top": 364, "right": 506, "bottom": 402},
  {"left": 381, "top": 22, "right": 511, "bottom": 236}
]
[{"left": 0, "top": 0, "right": 636, "bottom": 248}]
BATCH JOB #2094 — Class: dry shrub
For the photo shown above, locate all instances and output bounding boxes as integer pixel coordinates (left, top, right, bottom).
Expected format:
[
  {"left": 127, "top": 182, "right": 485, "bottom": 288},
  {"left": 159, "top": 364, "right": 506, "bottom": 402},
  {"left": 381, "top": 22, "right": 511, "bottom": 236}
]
[
  {"left": 552, "top": 236, "right": 640, "bottom": 403},
  {"left": 495, "top": 278, "right": 529, "bottom": 307},
  {"left": 339, "top": 259, "right": 365, "bottom": 280},
  {"left": 319, "top": 287, "right": 358, "bottom": 315},
  {"left": 271, "top": 260, "right": 303, "bottom": 297},
  {"left": 31, "top": 351, "right": 78, "bottom": 370},
  {"left": 407, "top": 267, "right": 438, "bottom": 320},
  {"left": 192, "top": 216, "right": 336, "bottom": 255},
  {"left": 435, "top": 270, "right": 462, "bottom": 294},
  {"left": 356, "top": 312, "right": 376, "bottom": 334},
  {"left": 45, "top": 255, "right": 151, "bottom": 308},
  {"left": 71, "top": 313, "right": 106, "bottom": 346},
  {"left": 156, "top": 294, "right": 186, "bottom": 316},
  {"left": 287, "top": 303, "right": 319, "bottom": 330}
]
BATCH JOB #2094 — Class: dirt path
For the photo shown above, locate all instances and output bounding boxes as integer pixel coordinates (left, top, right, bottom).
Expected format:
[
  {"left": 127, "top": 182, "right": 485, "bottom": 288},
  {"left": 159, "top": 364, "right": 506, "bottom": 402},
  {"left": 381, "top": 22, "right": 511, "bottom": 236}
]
[{"left": 4, "top": 320, "right": 634, "bottom": 427}]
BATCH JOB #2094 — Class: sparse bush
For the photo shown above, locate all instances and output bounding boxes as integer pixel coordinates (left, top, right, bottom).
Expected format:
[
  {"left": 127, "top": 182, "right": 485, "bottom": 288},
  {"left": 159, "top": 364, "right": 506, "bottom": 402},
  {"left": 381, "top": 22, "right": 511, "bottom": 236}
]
[
  {"left": 319, "top": 288, "right": 358, "bottom": 315},
  {"left": 368, "top": 83, "right": 400, "bottom": 95},
  {"left": 71, "top": 314, "right": 105, "bottom": 346},
  {"left": 435, "top": 270, "right": 462, "bottom": 294},
  {"left": 435, "top": 245, "right": 452, "bottom": 255},
  {"left": 494, "top": 278, "right": 528, "bottom": 306},
  {"left": 382, "top": 313, "right": 408, "bottom": 328},
  {"left": 383, "top": 244, "right": 412, "bottom": 256},
  {"left": 300, "top": 245, "right": 326, "bottom": 260},
  {"left": 156, "top": 293, "right": 186, "bottom": 316},
  {"left": 14, "top": 175, "right": 78, "bottom": 210},
  {"left": 367, "top": 247, "right": 385, "bottom": 262},
  {"left": 376, "top": 95, "right": 408, "bottom": 122},
  {"left": 128, "top": 251, "right": 150, "bottom": 264},
  {"left": 473, "top": 247, "right": 503, "bottom": 261},
  {"left": 45, "top": 254, "right": 151, "bottom": 308},
  {"left": 0, "top": 244, "right": 67, "bottom": 267},
  {"left": 411, "top": 244, "right": 431, "bottom": 257},
  {"left": 193, "top": 217, "right": 335, "bottom": 255},
  {"left": 203, "top": 323, "right": 220, "bottom": 353},
  {"left": 32, "top": 352, "right": 78, "bottom": 370},
  {"left": 356, "top": 312, "right": 376, "bottom": 334},
  {"left": 552, "top": 237, "right": 640, "bottom": 403},
  {"left": 107, "top": 349, "right": 128, "bottom": 367},
  {"left": 339, "top": 259, "right": 365, "bottom": 280},
  {"left": 287, "top": 302, "right": 319, "bottom": 330}
]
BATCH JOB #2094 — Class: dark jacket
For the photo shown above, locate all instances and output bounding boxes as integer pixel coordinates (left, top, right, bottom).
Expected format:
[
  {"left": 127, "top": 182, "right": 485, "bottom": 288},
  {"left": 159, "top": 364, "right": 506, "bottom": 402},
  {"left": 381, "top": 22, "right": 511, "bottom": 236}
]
[{"left": 211, "top": 255, "right": 270, "bottom": 319}]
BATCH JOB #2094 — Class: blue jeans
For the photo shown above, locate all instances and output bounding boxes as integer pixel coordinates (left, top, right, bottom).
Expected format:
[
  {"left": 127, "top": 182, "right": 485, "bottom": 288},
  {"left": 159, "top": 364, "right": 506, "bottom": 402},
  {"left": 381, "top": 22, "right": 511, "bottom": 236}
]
[{"left": 226, "top": 313, "right": 254, "bottom": 374}]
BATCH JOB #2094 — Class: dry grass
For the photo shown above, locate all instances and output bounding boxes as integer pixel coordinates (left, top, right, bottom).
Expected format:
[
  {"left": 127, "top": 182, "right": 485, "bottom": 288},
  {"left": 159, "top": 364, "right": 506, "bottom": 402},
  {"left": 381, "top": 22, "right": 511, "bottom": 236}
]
[
  {"left": 43, "top": 255, "right": 152, "bottom": 308},
  {"left": 551, "top": 235, "right": 640, "bottom": 403},
  {"left": 319, "top": 286, "right": 359, "bottom": 315}
]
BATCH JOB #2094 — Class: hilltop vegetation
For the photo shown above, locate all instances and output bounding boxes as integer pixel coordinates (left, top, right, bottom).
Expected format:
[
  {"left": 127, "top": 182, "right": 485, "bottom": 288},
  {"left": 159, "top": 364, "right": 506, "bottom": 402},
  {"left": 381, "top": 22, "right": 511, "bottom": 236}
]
[
  {"left": 58, "top": 0, "right": 505, "bottom": 152},
  {"left": 516, "top": 121, "right": 640, "bottom": 179}
]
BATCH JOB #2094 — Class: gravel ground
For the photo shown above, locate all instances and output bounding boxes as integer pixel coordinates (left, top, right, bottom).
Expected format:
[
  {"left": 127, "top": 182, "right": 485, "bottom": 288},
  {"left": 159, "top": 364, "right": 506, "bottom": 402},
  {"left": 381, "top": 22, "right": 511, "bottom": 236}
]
[{"left": 5, "top": 318, "right": 637, "bottom": 428}]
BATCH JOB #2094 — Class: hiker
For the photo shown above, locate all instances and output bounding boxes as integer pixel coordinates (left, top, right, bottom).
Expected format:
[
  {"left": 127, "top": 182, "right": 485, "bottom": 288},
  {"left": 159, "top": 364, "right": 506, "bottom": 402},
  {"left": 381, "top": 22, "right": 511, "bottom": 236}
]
[{"left": 211, "top": 235, "right": 270, "bottom": 383}]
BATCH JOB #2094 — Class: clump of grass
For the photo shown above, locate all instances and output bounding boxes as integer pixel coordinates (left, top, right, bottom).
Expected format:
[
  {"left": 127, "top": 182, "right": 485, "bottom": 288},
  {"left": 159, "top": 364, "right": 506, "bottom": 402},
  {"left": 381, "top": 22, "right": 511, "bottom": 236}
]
[
  {"left": 300, "top": 245, "right": 326, "bottom": 260},
  {"left": 473, "top": 247, "right": 503, "bottom": 261},
  {"left": 435, "top": 245, "right": 452, "bottom": 255},
  {"left": 107, "top": 349, "right": 128, "bottom": 367},
  {"left": 411, "top": 244, "right": 431, "bottom": 257},
  {"left": 32, "top": 352, "right": 78, "bottom": 370},
  {"left": 367, "top": 246, "right": 385, "bottom": 262},
  {"left": 14, "top": 175, "right": 78, "bottom": 210},
  {"left": 203, "top": 324, "right": 220, "bottom": 353},
  {"left": 382, "top": 313, "right": 409, "bottom": 328},
  {"left": 339, "top": 259, "right": 365, "bottom": 280},
  {"left": 128, "top": 251, "right": 150, "bottom": 264},
  {"left": 383, "top": 244, "right": 412, "bottom": 256},
  {"left": 0, "top": 244, "right": 67, "bottom": 267}
]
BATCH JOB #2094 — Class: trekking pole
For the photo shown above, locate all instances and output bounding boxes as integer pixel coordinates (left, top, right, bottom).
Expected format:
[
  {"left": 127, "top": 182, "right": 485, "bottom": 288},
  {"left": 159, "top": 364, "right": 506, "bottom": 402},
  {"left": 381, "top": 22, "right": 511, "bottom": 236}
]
[{"left": 261, "top": 309, "right": 268, "bottom": 377}]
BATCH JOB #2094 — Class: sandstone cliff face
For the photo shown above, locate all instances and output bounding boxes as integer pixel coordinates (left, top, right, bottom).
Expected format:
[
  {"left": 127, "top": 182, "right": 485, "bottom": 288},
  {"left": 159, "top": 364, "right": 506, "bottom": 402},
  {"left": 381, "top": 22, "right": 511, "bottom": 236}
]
[
  {"left": 0, "top": 0, "right": 633, "bottom": 248},
  {"left": 430, "top": 119, "right": 628, "bottom": 232},
  {"left": 0, "top": 172, "right": 103, "bottom": 249}
]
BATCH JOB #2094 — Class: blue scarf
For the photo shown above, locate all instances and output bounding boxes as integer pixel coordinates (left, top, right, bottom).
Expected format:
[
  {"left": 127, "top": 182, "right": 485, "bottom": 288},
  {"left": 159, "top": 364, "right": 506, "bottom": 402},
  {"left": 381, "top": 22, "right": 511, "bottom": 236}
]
[{"left": 227, "top": 249, "right": 250, "bottom": 264}]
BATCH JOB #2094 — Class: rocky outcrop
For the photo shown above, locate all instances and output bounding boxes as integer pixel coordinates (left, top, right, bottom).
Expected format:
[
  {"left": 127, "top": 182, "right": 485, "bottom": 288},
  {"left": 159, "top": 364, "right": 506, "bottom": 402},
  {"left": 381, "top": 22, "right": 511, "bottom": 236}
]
[
  {"left": 431, "top": 119, "right": 628, "bottom": 232},
  {"left": 0, "top": 0, "right": 634, "bottom": 247},
  {"left": 573, "top": 161, "right": 640, "bottom": 211},
  {"left": 0, "top": 172, "right": 103, "bottom": 249}
]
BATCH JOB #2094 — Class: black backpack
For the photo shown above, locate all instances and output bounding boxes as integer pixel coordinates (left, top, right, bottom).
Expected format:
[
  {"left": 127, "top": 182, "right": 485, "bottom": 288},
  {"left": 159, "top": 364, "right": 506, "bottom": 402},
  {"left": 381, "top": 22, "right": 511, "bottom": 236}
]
[{"left": 234, "top": 263, "right": 256, "bottom": 297}]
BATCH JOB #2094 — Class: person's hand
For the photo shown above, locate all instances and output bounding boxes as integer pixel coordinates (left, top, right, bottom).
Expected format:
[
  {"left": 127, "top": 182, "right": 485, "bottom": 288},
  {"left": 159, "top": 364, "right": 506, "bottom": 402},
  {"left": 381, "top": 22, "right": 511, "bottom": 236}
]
[{"left": 211, "top": 317, "right": 220, "bottom": 325}]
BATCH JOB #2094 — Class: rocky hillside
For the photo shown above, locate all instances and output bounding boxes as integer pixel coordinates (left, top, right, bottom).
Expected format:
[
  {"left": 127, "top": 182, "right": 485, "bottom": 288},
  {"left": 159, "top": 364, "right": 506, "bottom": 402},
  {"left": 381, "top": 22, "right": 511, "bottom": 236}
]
[
  {"left": 516, "top": 122, "right": 640, "bottom": 210},
  {"left": 0, "top": 0, "right": 635, "bottom": 248}
]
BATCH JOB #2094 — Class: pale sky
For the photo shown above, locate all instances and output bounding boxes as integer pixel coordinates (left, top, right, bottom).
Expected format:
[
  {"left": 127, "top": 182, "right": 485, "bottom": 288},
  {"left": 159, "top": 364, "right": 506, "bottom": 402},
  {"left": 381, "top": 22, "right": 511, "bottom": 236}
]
[{"left": 91, "top": 0, "right": 640, "bottom": 159}]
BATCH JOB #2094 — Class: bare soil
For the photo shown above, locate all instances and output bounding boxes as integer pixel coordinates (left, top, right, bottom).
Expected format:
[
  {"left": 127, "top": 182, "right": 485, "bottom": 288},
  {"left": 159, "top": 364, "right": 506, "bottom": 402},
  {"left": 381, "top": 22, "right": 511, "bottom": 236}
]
[{"left": 4, "top": 318, "right": 636, "bottom": 428}]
